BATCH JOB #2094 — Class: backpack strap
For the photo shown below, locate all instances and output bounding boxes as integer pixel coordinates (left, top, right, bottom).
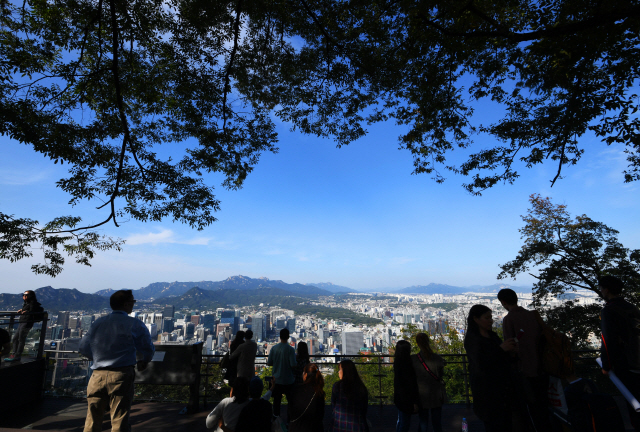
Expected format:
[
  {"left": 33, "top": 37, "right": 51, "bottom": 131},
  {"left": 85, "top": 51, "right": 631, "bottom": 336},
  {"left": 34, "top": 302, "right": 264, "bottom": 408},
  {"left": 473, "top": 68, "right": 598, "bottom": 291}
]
[{"left": 417, "top": 353, "right": 440, "bottom": 381}]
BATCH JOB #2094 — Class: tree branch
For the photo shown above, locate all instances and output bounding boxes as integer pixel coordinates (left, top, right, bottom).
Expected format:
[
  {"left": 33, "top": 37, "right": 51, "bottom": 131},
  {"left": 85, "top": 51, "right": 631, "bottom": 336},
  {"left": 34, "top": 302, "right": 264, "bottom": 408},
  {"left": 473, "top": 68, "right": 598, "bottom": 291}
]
[
  {"left": 222, "top": 0, "right": 243, "bottom": 133},
  {"left": 418, "top": 5, "right": 640, "bottom": 42}
]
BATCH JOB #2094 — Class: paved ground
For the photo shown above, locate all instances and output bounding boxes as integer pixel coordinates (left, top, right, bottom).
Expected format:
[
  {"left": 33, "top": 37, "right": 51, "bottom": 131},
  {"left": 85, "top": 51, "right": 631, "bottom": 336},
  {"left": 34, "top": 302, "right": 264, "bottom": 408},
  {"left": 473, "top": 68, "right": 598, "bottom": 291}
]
[
  {"left": 0, "top": 396, "right": 635, "bottom": 431},
  {"left": 0, "top": 398, "right": 482, "bottom": 431}
]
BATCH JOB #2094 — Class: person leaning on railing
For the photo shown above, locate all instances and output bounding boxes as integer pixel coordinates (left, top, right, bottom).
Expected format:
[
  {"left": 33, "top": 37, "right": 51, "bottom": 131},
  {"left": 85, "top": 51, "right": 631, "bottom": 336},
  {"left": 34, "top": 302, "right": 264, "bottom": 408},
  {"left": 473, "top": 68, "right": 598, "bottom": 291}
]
[
  {"left": 411, "top": 333, "right": 446, "bottom": 432},
  {"left": 5, "top": 290, "right": 43, "bottom": 362}
]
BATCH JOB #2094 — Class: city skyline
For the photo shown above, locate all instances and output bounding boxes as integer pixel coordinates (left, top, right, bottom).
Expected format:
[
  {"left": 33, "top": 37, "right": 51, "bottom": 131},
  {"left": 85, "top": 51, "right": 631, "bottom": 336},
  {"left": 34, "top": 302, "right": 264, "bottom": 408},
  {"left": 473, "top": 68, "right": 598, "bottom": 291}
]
[{"left": 2, "top": 116, "right": 639, "bottom": 295}]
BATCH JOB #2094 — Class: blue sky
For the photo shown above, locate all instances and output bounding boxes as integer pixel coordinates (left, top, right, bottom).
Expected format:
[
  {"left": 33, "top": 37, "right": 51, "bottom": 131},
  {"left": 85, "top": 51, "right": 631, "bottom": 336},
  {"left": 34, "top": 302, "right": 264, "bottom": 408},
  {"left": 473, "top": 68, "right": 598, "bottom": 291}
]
[{"left": 1, "top": 114, "right": 639, "bottom": 295}]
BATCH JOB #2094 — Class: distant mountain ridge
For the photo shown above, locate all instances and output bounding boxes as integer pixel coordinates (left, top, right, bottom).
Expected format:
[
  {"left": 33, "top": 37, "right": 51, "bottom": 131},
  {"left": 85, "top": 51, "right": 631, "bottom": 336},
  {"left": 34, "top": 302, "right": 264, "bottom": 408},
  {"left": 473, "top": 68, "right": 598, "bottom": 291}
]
[
  {"left": 95, "top": 275, "right": 333, "bottom": 300},
  {"left": 306, "top": 282, "right": 356, "bottom": 293}
]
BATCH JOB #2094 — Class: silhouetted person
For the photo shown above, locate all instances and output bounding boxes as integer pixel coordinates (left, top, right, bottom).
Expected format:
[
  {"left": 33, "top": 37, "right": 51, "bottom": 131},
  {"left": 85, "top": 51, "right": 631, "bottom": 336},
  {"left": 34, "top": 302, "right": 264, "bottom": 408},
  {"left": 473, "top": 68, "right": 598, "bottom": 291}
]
[
  {"left": 394, "top": 340, "right": 419, "bottom": 432},
  {"left": 5, "top": 290, "right": 43, "bottom": 362},
  {"left": 288, "top": 363, "right": 325, "bottom": 432},
  {"left": 267, "top": 328, "right": 296, "bottom": 420},
  {"left": 329, "top": 359, "right": 369, "bottom": 432},
  {"left": 464, "top": 304, "right": 516, "bottom": 432},
  {"left": 599, "top": 275, "right": 640, "bottom": 430},
  {"left": 235, "top": 376, "right": 273, "bottom": 432},
  {"left": 206, "top": 376, "right": 251, "bottom": 431},
  {"left": 230, "top": 329, "right": 257, "bottom": 380},
  {"left": 79, "top": 290, "right": 154, "bottom": 432},
  {"left": 294, "top": 341, "right": 310, "bottom": 384},
  {"left": 411, "top": 332, "right": 446, "bottom": 432},
  {"left": 225, "top": 330, "right": 245, "bottom": 386},
  {"left": 498, "top": 288, "right": 551, "bottom": 431}
]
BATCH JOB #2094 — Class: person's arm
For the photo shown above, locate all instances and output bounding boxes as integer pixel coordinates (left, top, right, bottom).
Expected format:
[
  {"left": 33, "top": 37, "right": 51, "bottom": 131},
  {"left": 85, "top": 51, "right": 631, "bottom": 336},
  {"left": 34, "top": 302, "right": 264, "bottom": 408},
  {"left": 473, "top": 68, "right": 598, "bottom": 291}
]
[
  {"left": 133, "top": 319, "right": 155, "bottom": 369},
  {"left": 266, "top": 348, "right": 273, "bottom": 366},
  {"left": 502, "top": 314, "right": 515, "bottom": 341},
  {"left": 206, "top": 399, "right": 227, "bottom": 429},
  {"left": 78, "top": 327, "right": 93, "bottom": 359},
  {"left": 230, "top": 344, "right": 243, "bottom": 360},
  {"left": 289, "top": 347, "right": 296, "bottom": 368}
]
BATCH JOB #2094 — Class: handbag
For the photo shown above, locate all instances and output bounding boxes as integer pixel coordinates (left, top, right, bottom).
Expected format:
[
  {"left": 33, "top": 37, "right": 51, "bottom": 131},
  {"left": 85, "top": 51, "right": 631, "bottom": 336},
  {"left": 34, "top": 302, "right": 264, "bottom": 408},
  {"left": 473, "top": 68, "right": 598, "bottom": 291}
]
[
  {"left": 289, "top": 393, "right": 315, "bottom": 423},
  {"left": 220, "top": 352, "right": 230, "bottom": 369}
]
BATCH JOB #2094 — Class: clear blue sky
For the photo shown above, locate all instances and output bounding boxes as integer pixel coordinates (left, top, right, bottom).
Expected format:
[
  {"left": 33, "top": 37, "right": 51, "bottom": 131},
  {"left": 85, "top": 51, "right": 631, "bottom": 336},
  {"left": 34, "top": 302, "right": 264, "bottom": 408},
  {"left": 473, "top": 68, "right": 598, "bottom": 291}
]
[{"left": 1, "top": 114, "right": 639, "bottom": 294}]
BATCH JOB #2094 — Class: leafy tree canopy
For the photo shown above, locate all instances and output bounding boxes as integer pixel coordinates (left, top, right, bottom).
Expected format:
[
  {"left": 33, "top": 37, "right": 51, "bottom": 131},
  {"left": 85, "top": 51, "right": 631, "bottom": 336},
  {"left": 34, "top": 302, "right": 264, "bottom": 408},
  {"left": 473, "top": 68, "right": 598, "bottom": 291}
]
[
  {"left": 498, "top": 194, "right": 640, "bottom": 346},
  {"left": 2, "top": 0, "right": 639, "bottom": 274}
]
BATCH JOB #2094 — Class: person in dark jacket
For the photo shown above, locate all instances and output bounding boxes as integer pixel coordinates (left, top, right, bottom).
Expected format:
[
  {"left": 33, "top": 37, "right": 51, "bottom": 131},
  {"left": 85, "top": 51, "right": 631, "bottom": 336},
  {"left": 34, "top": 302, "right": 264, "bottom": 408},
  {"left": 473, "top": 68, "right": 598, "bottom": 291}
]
[
  {"left": 288, "top": 363, "right": 325, "bottom": 432},
  {"left": 411, "top": 332, "right": 446, "bottom": 432},
  {"left": 599, "top": 275, "right": 640, "bottom": 430},
  {"left": 235, "top": 376, "right": 273, "bottom": 432},
  {"left": 464, "top": 304, "right": 516, "bottom": 432},
  {"left": 5, "top": 290, "right": 43, "bottom": 362},
  {"left": 330, "top": 359, "right": 369, "bottom": 432},
  {"left": 394, "top": 340, "right": 419, "bottom": 432},
  {"left": 224, "top": 330, "right": 245, "bottom": 386}
]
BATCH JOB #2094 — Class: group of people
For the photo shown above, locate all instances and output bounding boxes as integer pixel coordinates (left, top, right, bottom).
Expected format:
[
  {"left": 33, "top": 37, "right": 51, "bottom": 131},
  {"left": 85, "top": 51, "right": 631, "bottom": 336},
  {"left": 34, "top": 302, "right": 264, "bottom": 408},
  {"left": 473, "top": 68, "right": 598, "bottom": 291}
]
[
  {"left": 65, "top": 274, "right": 640, "bottom": 432},
  {"left": 209, "top": 327, "right": 372, "bottom": 432}
]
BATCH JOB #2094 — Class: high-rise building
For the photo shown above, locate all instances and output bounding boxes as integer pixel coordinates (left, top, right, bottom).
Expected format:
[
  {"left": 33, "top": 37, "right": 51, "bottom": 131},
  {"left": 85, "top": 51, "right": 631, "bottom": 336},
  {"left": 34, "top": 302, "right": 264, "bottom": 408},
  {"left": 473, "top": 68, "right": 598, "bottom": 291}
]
[
  {"left": 163, "top": 305, "right": 175, "bottom": 319},
  {"left": 185, "top": 322, "right": 195, "bottom": 339},
  {"left": 163, "top": 317, "right": 174, "bottom": 333},
  {"left": 201, "top": 314, "right": 216, "bottom": 332},
  {"left": 57, "top": 312, "right": 70, "bottom": 329},
  {"left": 287, "top": 317, "right": 296, "bottom": 333},
  {"left": 146, "top": 323, "right": 158, "bottom": 338},
  {"left": 253, "top": 314, "right": 266, "bottom": 341},
  {"left": 154, "top": 313, "right": 164, "bottom": 328},
  {"left": 191, "top": 315, "right": 200, "bottom": 326},
  {"left": 342, "top": 331, "right": 364, "bottom": 356},
  {"left": 265, "top": 313, "right": 271, "bottom": 334}
]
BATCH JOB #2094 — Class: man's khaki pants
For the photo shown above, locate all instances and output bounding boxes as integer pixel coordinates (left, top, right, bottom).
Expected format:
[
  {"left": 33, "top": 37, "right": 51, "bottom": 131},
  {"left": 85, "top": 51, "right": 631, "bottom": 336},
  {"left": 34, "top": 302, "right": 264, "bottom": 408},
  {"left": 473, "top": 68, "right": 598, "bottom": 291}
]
[{"left": 84, "top": 367, "right": 135, "bottom": 432}]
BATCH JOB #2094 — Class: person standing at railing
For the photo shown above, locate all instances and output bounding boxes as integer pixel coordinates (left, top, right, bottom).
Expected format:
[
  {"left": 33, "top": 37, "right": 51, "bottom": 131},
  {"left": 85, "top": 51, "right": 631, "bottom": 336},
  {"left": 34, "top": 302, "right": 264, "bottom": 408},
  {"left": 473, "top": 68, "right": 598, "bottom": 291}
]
[
  {"left": 498, "top": 288, "right": 551, "bottom": 432},
  {"left": 79, "top": 290, "right": 154, "bottom": 432},
  {"left": 230, "top": 330, "right": 257, "bottom": 381},
  {"left": 267, "top": 328, "right": 297, "bottom": 422},
  {"left": 464, "top": 304, "right": 517, "bottom": 432},
  {"left": 411, "top": 332, "right": 446, "bottom": 432},
  {"left": 224, "top": 330, "right": 245, "bottom": 386},
  {"left": 293, "top": 341, "right": 310, "bottom": 384},
  {"left": 599, "top": 275, "right": 640, "bottom": 431},
  {"left": 393, "top": 340, "right": 419, "bottom": 432},
  {"left": 5, "top": 290, "right": 43, "bottom": 362},
  {"left": 329, "top": 359, "right": 369, "bottom": 432}
]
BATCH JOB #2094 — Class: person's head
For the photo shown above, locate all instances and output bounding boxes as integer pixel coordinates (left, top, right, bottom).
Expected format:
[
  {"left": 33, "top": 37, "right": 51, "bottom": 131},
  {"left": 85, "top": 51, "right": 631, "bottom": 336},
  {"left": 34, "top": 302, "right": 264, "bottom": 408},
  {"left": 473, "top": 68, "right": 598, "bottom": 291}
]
[
  {"left": 497, "top": 288, "right": 518, "bottom": 308},
  {"left": 110, "top": 290, "right": 136, "bottom": 313},
  {"left": 280, "top": 328, "right": 290, "bottom": 341},
  {"left": 415, "top": 332, "right": 434, "bottom": 359},
  {"left": 339, "top": 359, "right": 368, "bottom": 398},
  {"left": 303, "top": 363, "right": 325, "bottom": 396},
  {"left": 244, "top": 330, "right": 253, "bottom": 340},
  {"left": 297, "top": 341, "right": 310, "bottom": 360},
  {"left": 466, "top": 304, "right": 493, "bottom": 336},
  {"left": 394, "top": 340, "right": 412, "bottom": 368},
  {"left": 599, "top": 275, "right": 624, "bottom": 299},
  {"left": 23, "top": 290, "right": 37, "bottom": 303},
  {"left": 231, "top": 376, "right": 250, "bottom": 404},
  {"left": 248, "top": 376, "right": 264, "bottom": 399}
]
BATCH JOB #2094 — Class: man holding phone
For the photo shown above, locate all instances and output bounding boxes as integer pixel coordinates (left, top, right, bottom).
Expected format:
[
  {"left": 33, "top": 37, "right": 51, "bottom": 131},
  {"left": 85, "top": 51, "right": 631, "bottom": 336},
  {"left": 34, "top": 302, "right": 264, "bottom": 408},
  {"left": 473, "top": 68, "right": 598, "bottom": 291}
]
[{"left": 498, "top": 288, "right": 551, "bottom": 431}]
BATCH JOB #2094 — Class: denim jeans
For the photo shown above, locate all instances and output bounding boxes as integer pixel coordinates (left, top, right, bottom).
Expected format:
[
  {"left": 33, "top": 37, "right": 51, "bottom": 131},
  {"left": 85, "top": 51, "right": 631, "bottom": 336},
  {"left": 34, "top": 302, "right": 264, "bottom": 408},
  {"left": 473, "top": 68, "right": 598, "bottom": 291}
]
[
  {"left": 396, "top": 409, "right": 413, "bottom": 432},
  {"left": 418, "top": 407, "right": 443, "bottom": 432}
]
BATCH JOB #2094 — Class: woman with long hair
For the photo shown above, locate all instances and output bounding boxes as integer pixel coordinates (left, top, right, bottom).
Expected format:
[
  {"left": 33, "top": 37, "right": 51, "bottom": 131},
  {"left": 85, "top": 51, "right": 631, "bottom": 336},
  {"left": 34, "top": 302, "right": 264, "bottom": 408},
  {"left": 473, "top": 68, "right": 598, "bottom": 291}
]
[
  {"left": 224, "top": 331, "right": 245, "bottom": 386},
  {"left": 288, "top": 363, "right": 326, "bottom": 432},
  {"left": 330, "top": 359, "right": 369, "bottom": 432},
  {"left": 411, "top": 333, "right": 446, "bottom": 432},
  {"left": 394, "top": 340, "right": 419, "bottom": 432},
  {"left": 464, "top": 305, "right": 516, "bottom": 432},
  {"left": 294, "top": 341, "right": 311, "bottom": 384}
]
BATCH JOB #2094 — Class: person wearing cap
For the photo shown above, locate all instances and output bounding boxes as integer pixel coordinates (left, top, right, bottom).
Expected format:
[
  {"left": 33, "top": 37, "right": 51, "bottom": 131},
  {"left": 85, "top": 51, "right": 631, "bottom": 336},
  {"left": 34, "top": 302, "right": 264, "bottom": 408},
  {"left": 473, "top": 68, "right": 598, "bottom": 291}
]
[
  {"left": 79, "top": 290, "right": 154, "bottom": 432},
  {"left": 234, "top": 376, "right": 274, "bottom": 432},
  {"left": 267, "top": 328, "right": 297, "bottom": 420}
]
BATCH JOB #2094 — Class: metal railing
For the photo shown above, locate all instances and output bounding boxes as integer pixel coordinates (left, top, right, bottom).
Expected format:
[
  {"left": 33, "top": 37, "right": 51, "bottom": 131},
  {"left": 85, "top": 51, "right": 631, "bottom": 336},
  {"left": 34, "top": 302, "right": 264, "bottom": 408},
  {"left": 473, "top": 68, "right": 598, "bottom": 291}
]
[
  {"left": 0, "top": 310, "right": 49, "bottom": 360},
  {"left": 40, "top": 348, "right": 610, "bottom": 412}
]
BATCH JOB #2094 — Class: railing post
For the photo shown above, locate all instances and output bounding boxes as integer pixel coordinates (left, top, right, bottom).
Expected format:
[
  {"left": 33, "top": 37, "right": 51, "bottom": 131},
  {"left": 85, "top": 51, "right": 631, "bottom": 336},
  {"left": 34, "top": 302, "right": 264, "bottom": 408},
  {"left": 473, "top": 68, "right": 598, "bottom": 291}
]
[
  {"left": 37, "top": 313, "right": 48, "bottom": 360},
  {"left": 462, "top": 353, "right": 470, "bottom": 409}
]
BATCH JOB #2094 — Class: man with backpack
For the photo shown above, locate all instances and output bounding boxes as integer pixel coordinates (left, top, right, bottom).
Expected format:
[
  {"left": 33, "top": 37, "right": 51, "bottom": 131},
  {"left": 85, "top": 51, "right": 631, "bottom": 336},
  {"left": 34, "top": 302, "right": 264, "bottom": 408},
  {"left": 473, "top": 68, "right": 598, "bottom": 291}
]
[{"left": 600, "top": 275, "right": 640, "bottom": 430}]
